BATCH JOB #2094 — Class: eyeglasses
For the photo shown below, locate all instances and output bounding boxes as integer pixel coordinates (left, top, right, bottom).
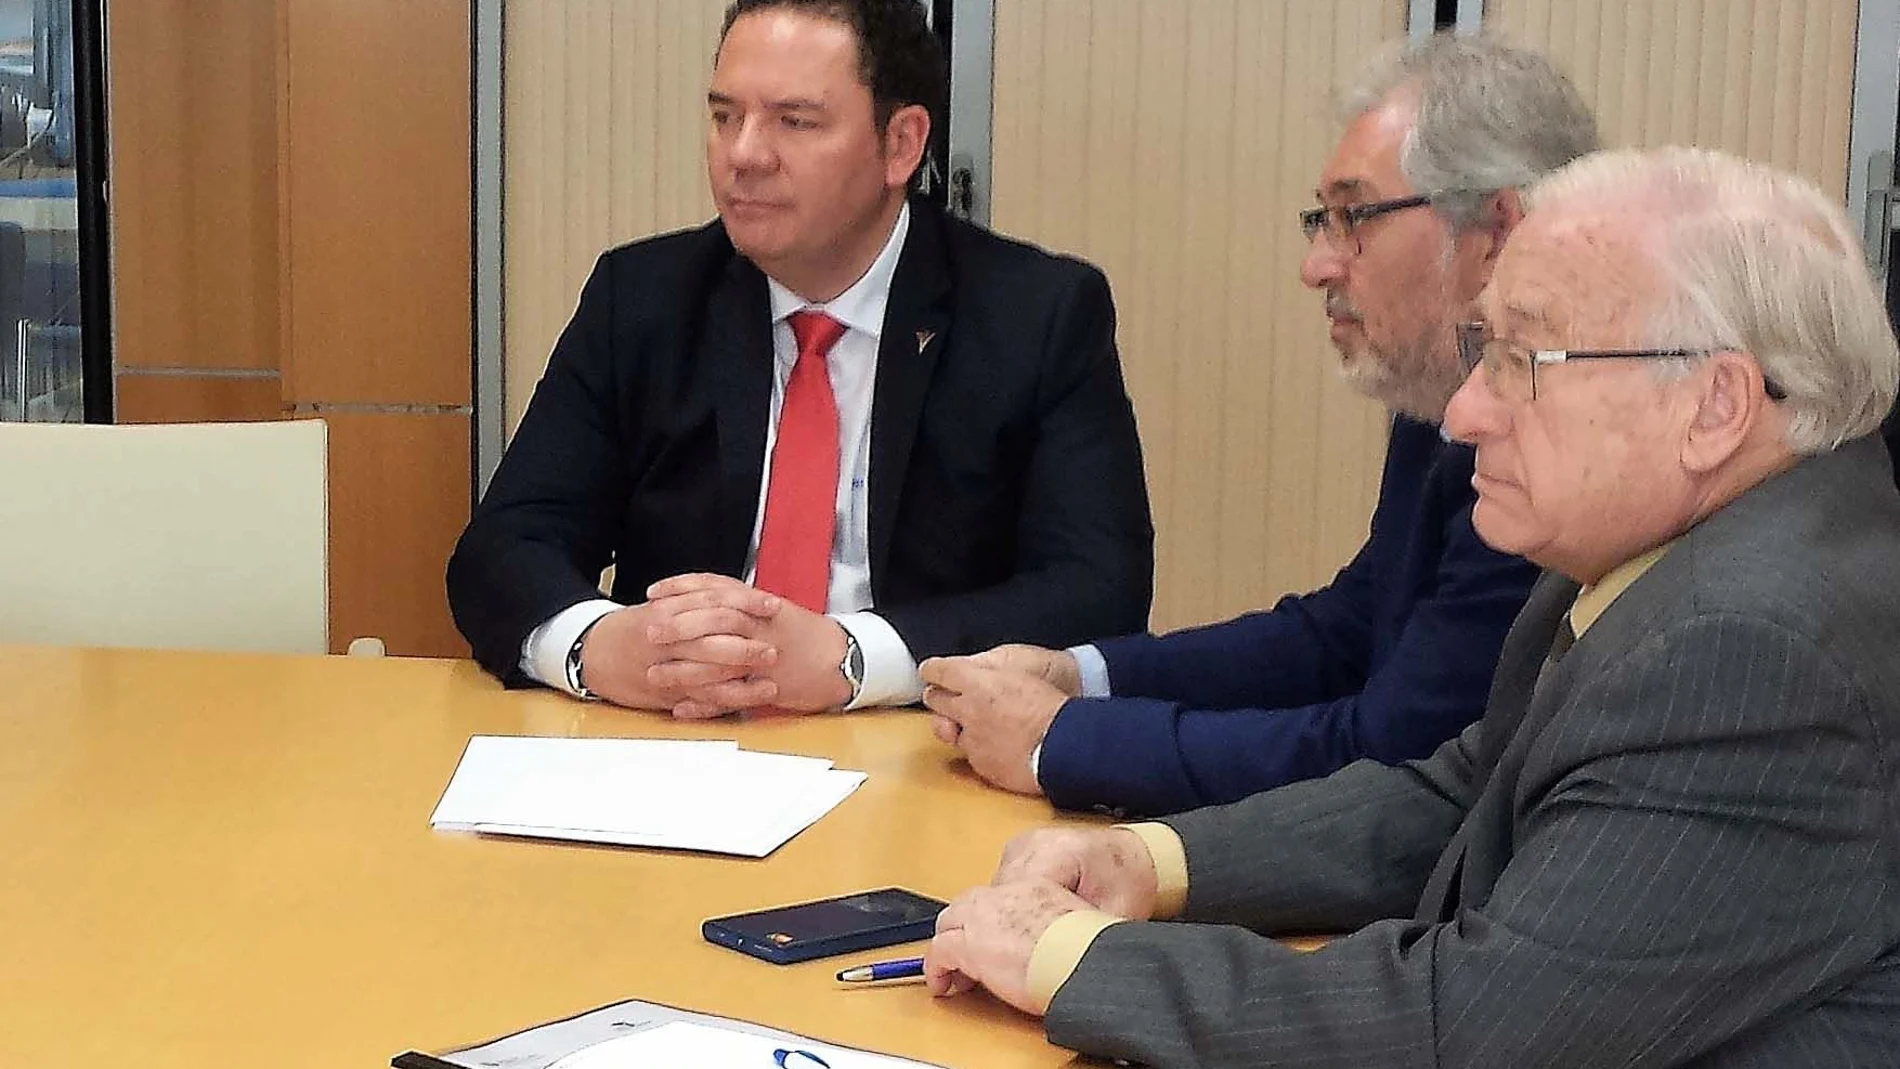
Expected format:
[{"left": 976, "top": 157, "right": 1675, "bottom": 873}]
[
  {"left": 1455, "top": 321, "right": 1788, "bottom": 402},
  {"left": 1298, "top": 191, "right": 1486, "bottom": 254}
]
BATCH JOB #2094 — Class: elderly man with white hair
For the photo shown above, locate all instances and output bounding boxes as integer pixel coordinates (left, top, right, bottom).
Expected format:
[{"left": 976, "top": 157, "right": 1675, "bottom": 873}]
[{"left": 922, "top": 146, "right": 1900, "bottom": 1069}]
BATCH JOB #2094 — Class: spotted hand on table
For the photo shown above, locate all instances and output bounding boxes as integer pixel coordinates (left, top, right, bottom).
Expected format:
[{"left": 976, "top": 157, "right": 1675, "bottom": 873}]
[
  {"left": 992, "top": 826, "right": 1162, "bottom": 920},
  {"left": 924, "top": 879, "right": 1094, "bottom": 1015},
  {"left": 920, "top": 653, "right": 1072, "bottom": 795}
]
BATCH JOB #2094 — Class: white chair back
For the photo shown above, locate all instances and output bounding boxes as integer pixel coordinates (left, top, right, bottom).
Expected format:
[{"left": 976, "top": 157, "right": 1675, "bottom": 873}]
[{"left": 0, "top": 419, "right": 328, "bottom": 653}]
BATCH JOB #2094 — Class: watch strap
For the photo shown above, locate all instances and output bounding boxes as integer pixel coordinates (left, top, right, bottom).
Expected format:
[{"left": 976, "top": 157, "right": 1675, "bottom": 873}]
[{"left": 565, "top": 617, "right": 605, "bottom": 701}]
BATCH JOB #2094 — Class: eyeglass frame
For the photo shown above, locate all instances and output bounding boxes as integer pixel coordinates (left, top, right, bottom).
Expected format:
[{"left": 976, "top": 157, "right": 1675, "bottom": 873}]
[
  {"left": 1297, "top": 190, "right": 1491, "bottom": 252},
  {"left": 1455, "top": 321, "right": 1788, "bottom": 402}
]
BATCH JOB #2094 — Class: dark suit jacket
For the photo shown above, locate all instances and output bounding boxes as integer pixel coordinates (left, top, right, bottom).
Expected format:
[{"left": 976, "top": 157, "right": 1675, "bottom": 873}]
[
  {"left": 1883, "top": 398, "right": 1899, "bottom": 489},
  {"left": 1037, "top": 416, "right": 1539, "bottom": 817},
  {"left": 1047, "top": 435, "right": 1900, "bottom": 1069},
  {"left": 448, "top": 200, "right": 1154, "bottom": 683}
]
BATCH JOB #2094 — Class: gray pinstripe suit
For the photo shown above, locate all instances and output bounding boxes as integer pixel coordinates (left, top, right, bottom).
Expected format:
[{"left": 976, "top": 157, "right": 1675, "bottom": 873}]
[{"left": 1045, "top": 434, "right": 1900, "bottom": 1068}]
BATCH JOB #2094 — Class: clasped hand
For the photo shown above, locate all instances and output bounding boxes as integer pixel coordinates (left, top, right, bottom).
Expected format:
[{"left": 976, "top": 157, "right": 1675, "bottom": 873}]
[
  {"left": 920, "top": 644, "right": 1082, "bottom": 795},
  {"left": 578, "top": 573, "right": 849, "bottom": 717},
  {"left": 924, "top": 826, "right": 1163, "bottom": 1015}
]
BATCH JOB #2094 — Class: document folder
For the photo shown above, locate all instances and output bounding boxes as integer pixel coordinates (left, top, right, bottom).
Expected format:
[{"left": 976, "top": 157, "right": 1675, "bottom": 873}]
[{"left": 393, "top": 996, "right": 947, "bottom": 1069}]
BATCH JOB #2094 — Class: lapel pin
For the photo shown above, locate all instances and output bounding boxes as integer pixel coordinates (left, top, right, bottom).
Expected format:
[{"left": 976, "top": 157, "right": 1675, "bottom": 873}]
[{"left": 915, "top": 329, "right": 936, "bottom": 354}]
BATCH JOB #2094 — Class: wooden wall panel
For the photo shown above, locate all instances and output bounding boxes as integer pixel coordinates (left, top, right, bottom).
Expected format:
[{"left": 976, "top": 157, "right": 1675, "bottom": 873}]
[
  {"left": 992, "top": 0, "right": 1402, "bottom": 632},
  {"left": 502, "top": 0, "right": 725, "bottom": 431},
  {"left": 324, "top": 413, "right": 470, "bottom": 658},
  {"left": 280, "top": 0, "right": 472, "bottom": 406},
  {"left": 1489, "top": 0, "right": 1859, "bottom": 196},
  {"left": 277, "top": 0, "right": 474, "bottom": 656},
  {"left": 111, "top": 0, "right": 476, "bottom": 658},
  {"left": 106, "top": 0, "right": 280, "bottom": 372},
  {"left": 116, "top": 373, "right": 285, "bottom": 424}
]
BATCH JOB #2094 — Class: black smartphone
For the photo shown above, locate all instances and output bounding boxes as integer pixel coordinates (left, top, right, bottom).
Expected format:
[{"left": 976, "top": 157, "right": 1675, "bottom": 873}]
[{"left": 701, "top": 887, "right": 948, "bottom": 965}]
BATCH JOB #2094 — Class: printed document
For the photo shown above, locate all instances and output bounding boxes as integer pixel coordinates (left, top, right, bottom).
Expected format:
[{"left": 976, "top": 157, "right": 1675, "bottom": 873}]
[{"left": 429, "top": 736, "right": 866, "bottom": 857}]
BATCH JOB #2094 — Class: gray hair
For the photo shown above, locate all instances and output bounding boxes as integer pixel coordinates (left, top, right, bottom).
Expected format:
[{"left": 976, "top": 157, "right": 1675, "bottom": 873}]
[
  {"left": 1531, "top": 146, "right": 1900, "bottom": 454},
  {"left": 1340, "top": 34, "right": 1601, "bottom": 230}
]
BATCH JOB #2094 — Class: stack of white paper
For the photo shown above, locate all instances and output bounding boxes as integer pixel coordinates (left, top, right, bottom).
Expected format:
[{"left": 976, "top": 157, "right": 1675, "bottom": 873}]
[{"left": 429, "top": 736, "right": 867, "bottom": 858}]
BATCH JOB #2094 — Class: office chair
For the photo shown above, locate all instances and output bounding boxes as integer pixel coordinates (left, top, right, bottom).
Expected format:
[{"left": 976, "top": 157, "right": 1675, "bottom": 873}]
[{"left": 0, "top": 419, "right": 330, "bottom": 653}]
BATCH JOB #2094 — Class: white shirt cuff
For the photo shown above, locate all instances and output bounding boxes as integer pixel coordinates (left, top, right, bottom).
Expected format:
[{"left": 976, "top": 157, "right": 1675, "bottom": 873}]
[
  {"left": 832, "top": 611, "right": 923, "bottom": 709},
  {"left": 1068, "top": 643, "right": 1112, "bottom": 698},
  {"left": 520, "top": 599, "right": 622, "bottom": 695}
]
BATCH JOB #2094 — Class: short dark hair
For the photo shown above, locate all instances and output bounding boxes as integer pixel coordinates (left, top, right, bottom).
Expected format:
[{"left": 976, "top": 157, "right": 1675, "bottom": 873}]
[{"left": 718, "top": 0, "right": 947, "bottom": 136}]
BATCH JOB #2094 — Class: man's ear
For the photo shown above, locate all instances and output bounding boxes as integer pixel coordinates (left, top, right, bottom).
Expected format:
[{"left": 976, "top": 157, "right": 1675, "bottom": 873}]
[
  {"left": 1459, "top": 190, "right": 1525, "bottom": 296},
  {"left": 882, "top": 103, "right": 931, "bottom": 190},
  {"left": 1476, "top": 188, "right": 1526, "bottom": 270},
  {"left": 1681, "top": 350, "right": 1768, "bottom": 474}
]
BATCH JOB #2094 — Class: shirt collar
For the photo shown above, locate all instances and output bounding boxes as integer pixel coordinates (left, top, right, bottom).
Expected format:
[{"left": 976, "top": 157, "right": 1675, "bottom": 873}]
[
  {"left": 766, "top": 200, "right": 911, "bottom": 340},
  {"left": 1569, "top": 541, "right": 1673, "bottom": 638}
]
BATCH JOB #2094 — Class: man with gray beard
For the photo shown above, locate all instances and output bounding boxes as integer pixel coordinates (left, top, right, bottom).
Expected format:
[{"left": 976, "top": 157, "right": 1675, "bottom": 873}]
[{"left": 921, "top": 35, "right": 1595, "bottom": 817}]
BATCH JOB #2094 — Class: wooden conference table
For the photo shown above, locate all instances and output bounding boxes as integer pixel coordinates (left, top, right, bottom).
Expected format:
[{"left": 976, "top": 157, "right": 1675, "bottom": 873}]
[{"left": 0, "top": 644, "right": 1108, "bottom": 1068}]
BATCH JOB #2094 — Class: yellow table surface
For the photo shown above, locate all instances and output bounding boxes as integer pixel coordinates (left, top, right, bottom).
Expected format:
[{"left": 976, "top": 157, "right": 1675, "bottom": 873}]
[{"left": 0, "top": 644, "right": 1104, "bottom": 1068}]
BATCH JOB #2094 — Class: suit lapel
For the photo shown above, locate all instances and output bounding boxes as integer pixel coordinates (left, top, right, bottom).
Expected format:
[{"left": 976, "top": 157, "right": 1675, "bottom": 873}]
[
  {"left": 1475, "top": 570, "right": 1582, "bottom": 777},
  {"left": 1417, "top": 570, "right": 1580, "bottom": 920},
  {"left": 867, "top": 202, "right": 951, "bottom": 585},
  {"left": 702, "top": 256, "right": 776, "bottom": 572}
]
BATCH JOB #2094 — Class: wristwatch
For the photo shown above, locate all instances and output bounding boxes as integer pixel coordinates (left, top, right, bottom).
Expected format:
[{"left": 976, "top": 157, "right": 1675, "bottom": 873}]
[
  {"left": 564, "top": 617, "right": 604, "bottom": 701},
  {"left": 837, "top": 628, "right": 865, "bottom": 709}
]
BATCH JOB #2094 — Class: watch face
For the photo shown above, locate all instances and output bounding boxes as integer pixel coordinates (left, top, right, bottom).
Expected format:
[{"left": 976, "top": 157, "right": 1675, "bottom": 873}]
[
  {"left": 566, "top": 640, "right": 589, "bottom": 694},
  {"left": 841, "top": 634, "right": 865, "bottom": 692}
]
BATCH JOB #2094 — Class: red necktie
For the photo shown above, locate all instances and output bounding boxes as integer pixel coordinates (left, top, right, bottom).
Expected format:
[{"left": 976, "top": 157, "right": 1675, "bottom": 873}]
[{"left": 753, "top": 310, "right": 847, "bottom": 613}]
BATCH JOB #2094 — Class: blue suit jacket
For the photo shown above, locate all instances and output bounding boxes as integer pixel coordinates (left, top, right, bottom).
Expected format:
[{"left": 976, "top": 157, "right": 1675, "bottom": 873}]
[{"left": 1036, "top": 416, "right": 1539, "bottom": 817}]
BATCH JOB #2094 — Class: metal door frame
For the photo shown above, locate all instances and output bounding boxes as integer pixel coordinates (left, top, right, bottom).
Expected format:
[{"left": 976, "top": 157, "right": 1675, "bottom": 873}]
[{"left": 1849, "top": 0, "right": 1900, "bottom": 280}]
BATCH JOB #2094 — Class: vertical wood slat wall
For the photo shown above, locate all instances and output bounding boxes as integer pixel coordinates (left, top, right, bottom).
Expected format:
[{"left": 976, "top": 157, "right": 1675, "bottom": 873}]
[
  {"left": 990, "top": 0, "right": 1403, "bottom": 632},
  {"left": 504, "top": 0, "right": 726, "bottom": 430},
  {"left": 280, "top": 0, "right": 473, "bottom": 657},
  {"left": 108, "top": 0, "right": 283, "bottom": 420},
  {"left": 1487, "top": 0, "right": 1860, "bottom": 197},
  {"left": 105, "top": 0, "right": 472, "bottom": 656}
]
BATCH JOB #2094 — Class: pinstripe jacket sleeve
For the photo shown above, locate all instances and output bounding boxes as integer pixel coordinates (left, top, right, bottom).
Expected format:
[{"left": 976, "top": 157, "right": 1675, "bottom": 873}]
[{"left": 1044, "top": 608, "right": 1897, "bottom": 1069}]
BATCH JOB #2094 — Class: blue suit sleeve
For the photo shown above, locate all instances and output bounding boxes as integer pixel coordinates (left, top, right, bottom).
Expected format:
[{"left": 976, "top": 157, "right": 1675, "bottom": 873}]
[
  {"left": 1086, "top": 543, "right": 1381, "bottom": 712},
  {"left": 1037, "top": 499, "right": 1538, "bottom": 817}
]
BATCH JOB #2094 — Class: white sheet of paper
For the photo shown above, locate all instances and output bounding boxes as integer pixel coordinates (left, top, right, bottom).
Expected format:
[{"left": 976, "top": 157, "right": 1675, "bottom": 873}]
[
  {"left": 472, "top": 768, "right": 866, "bottom": 857},
  {"left": 431, "top": 737, "right": 744, "bottom": 826},
  {"left": 429, "top": 736, "right": 866, "bottom": 857},
  {"left": 547, "top": 1021, "right": 939, "bottom": 1069}
]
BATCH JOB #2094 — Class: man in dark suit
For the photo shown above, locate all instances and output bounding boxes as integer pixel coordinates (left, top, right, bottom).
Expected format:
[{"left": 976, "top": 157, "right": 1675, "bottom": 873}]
[
  {"left": 447, "top": 0, "right": 1152, "bottom": 716},
  {"left": 922, "top": 147, "right": 1900, "bottom": 1068},
  {"left": 919, "top": 37, "right": 1591, "bottom": 815}
]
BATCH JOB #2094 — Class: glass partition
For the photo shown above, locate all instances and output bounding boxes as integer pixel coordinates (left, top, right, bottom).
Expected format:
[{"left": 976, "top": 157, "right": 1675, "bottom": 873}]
[{"left": 0, "top": 0, "right": 86, "bottom": 422}]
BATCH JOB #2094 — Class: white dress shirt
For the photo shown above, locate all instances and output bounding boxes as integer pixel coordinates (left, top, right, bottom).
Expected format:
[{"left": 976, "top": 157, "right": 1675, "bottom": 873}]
[
  {"left": 1069, "top": 642, "right": 1113, "bottom": 698},
  {"left": 1027, "top": 643, "right": 1114, "bottom": 786},
  {"left": 520, "top": 204, "right": 923, "bottom": 709}
]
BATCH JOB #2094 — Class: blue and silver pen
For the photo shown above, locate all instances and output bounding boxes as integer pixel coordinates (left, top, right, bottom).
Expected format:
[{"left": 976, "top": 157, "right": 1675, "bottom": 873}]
[{"left": 835, "top": 956, "right": 925, "bottom": 983}]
